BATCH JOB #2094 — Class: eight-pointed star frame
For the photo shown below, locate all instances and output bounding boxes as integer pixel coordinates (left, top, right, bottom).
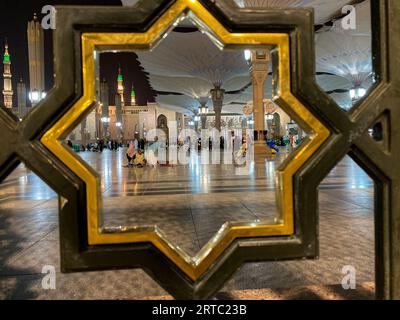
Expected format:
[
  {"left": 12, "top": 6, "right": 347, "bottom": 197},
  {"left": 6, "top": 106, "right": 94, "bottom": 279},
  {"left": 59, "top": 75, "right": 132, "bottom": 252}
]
[{"left": 41, "top": 0, "right": 330, "bottom": 281}]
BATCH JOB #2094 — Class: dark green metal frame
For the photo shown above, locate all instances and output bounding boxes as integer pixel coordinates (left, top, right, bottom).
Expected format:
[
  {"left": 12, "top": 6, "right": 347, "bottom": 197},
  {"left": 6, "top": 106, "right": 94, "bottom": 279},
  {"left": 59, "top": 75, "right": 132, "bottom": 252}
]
[{"left": 0, "top": 0, "right": 398, "bottom": 299}]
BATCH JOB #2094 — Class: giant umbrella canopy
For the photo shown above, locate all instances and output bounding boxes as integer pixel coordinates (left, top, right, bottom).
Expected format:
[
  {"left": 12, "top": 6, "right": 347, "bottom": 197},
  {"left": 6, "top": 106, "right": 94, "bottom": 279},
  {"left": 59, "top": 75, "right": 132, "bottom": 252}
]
[
  {"left": 140, "top": 0, "right": 372, "bottom": 115},
  {"left": 229, "top": 0, "right": 354, "bottom": 24},
  {"left": 136, "top": 28, "right": 252, "bottom": 125},
  {"left": 224, "top": 0, "right": 372, "bottom": 110},
  {"left": 315, "top": 0, "right": 372, "bottom": 109}
]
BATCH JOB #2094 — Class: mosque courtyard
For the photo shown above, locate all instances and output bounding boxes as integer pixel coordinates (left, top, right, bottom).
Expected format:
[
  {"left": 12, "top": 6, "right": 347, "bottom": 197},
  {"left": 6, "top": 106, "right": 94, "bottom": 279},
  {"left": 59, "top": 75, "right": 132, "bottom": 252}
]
[
  {"left": 0, "top": 150, "right": 375, "bottom": 299},
  {"left": 0, "top": 0, "right": 388, "bottom": 301}
]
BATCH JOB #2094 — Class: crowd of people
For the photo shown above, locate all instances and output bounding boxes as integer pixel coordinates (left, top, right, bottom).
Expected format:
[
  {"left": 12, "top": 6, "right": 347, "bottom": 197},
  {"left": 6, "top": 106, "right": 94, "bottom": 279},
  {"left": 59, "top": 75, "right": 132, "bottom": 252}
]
[
  {"left": 67, "top": 138, "right": 147, "bottom": 153},
  {"left": 67, "top": 137, "right": 159, "bottom": 168},
  {"left": 66, "top": 130, "right": 301, "bottom": 170}
]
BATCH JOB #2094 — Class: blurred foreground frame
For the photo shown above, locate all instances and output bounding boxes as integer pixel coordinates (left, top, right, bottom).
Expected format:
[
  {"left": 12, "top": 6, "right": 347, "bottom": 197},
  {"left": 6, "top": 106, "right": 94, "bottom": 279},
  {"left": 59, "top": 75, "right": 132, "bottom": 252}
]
[{"left": 0, "top": 0, "right": 398, "bottom": 299}]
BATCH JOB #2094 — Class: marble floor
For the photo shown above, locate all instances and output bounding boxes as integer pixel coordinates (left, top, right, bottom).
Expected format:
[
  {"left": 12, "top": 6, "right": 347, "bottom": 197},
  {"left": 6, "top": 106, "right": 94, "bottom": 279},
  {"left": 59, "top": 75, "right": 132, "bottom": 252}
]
[{"left": 0, "top": 149, "right": 375, "bottom": 299}]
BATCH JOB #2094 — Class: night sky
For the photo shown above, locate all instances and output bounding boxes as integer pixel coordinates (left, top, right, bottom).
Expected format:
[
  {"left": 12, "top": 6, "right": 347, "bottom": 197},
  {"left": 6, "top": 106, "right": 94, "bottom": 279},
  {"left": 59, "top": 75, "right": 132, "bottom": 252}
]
[
  {"left": 0, "top": 0, "right": 156, "bottom": 107},
  {"left": 100, "top": 52, "right": 156, "bottom": 106}
]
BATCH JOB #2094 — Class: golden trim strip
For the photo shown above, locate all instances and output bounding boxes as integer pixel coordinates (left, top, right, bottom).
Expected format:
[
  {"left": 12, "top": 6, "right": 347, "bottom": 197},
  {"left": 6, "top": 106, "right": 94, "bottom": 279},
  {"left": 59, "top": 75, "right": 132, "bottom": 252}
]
[{"left": 41, "top": 0, "right": 330, "bottom": 281}]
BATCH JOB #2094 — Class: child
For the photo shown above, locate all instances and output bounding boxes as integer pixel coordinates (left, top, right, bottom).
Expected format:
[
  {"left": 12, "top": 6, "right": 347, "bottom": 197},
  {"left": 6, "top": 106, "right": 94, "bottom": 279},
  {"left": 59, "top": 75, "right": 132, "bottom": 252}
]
[{"left": 134, "top": 149, "right": 146, "bottom": 167}]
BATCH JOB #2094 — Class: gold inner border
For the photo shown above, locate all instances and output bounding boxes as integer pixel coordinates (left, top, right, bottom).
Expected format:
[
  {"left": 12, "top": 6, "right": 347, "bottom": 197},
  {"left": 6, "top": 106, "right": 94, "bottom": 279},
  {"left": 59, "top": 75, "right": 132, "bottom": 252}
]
[{"left": 41, "top": 0, "right": 330, "bottom": 281}]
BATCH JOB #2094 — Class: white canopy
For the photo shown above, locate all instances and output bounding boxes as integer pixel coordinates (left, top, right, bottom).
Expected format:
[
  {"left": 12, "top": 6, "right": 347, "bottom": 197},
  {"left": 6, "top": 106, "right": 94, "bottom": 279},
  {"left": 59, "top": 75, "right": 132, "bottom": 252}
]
[
  {"left": 156, "top": 94, "right": 209, "bottom": 115},
  {"left": 135, "top": 0, "right": 372, "bottom": 113},
  {"left": 230, "top": 0, "right": 354, "bottom": 24},
  {"left": 136, "top": 31, "right": 250, "bottom": 87}
]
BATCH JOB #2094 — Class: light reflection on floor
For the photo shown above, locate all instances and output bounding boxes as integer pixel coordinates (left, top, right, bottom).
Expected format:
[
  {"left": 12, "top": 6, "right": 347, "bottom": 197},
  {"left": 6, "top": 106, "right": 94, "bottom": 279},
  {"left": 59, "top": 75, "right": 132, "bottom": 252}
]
[{"left": 0, "top": 152, "right": 374, "bottom": 299}]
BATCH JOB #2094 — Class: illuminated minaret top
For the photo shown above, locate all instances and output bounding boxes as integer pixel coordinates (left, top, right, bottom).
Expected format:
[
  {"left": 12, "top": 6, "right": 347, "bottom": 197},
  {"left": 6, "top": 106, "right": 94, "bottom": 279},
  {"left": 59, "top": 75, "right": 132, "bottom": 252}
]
[
  {"left": 117, "top": 66, "right": 124, "bottom": 107},
  {"left": 130, "top": 84, "right": 136, "bottom": 106},
  {"left": 3, "top": 41, "right": 13, "bottom": 109}
]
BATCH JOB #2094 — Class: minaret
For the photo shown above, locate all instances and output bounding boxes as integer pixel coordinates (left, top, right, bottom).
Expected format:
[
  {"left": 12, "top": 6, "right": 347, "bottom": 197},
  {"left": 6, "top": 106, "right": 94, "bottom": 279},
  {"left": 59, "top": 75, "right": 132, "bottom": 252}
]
[
  {"left": 27, "top": 13, "right": 45, "bottom": 102},
  {"left": 117, "top": 66, "right": 124, "bottom": 107},
  {"left": 2, "top": 41, "right": 13, "bottom": 109},
  {"left": 130, "top": 84, "right": 136, "bottom": 106},
  {"left": 17, "top": 78, "right": 27, "bottom": 118}
]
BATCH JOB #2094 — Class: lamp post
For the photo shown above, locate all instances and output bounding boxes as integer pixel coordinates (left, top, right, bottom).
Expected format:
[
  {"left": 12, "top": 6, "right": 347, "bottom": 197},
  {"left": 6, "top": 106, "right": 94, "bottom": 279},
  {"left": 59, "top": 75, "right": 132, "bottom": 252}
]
[
  {"left": 210, "top": 84, "right": 225, "bottom": 132},
  {"left": 198, "top": 102, "right": 208, "bottom": 130}
]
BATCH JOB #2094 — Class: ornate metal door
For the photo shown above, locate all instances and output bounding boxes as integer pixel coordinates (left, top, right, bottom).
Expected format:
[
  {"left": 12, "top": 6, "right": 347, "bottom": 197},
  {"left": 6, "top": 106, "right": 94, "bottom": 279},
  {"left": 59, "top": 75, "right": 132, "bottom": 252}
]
[{"left": 0, "top": 0, "right": 399, "bottom": 299}]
